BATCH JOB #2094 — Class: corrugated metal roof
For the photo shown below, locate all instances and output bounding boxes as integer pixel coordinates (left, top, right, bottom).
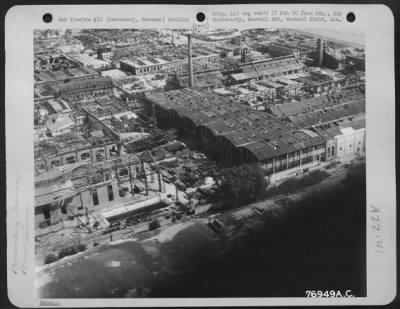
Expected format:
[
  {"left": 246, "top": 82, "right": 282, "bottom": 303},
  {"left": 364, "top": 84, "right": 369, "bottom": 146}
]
[{"left": 289, "top": 100, "right": 365, "bottom": 128}]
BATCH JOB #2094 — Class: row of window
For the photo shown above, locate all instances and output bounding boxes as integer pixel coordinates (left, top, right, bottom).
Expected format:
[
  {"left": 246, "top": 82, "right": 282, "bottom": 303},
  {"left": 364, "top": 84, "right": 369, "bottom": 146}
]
[
  {"left": 327, "top": 146, "right": 335, "bottom": 157},
  {"left": 92, "top": 184, "right": 114, "bottom": 206},
  {"left": 260, "top": 70, "right": 299, "bottom": 80},
  {"left": 263, "top": 155, "right": 321, "bottom": 175},
  {"left": 264, "top": 153, "right": 318, "bottom": 169},
  {"left": 47, "top": 146, "right": 118, "bottom": 169},
  {"left": 328, "top": 140, "right": 364, "bottom": 157},
  {"left": 88, "top": 165, "right": 141, "bottom": 185},
  {"left": 68, "top": 89, "right": 111, "bottom": 100},
  {"left": 338, "top": 145, "right": 363, "bottom": 153},
  {"left": 137, "top": 65, "right": 164, "bottom": 74},
  {"left": 40, "top": 185, "right": 115, "bottom": 221}
]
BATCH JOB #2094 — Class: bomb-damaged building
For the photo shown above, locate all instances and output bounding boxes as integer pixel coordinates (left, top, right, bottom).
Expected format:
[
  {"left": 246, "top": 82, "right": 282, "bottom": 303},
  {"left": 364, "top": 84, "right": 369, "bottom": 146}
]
[{"left": 144, "top": 88, "right": 327, "bottom": 177}]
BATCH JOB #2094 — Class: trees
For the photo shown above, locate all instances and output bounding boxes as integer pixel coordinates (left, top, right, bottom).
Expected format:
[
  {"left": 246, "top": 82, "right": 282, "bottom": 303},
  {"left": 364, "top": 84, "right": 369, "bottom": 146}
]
[
  {"left": 215, "top": 164, "right": 268, "bottom": 209},
  {"left": 264, "top": 169, "right": 330, "bottom": 198},
  {"left": 57, "top": 243, "right": 87, "bottom": 259},
  {"left": 44, "top": 254, "right": 59, "bottom": 265},
  {"left": 149, "top": 218, "right": 161, "bottom": 230},
  {"left": 164, "top": 73, "right": 182, "bottom": 91}
]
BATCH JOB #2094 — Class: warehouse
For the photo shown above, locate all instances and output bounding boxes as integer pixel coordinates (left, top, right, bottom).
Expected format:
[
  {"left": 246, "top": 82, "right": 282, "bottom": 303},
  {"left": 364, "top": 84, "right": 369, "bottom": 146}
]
[
  {"left": 288, "top": 100, "right": 365, "bottom": 128},
  {"left": 144, "top": 88, "right": 326, "bottom": 175},
  {"left": 48, "top": 76, "right": 114, "bottom": 100},
  {"left": 120, "top": 53, "right": 220, "bottom": 76},
  {"left": 228, "top": 55, "right": 305, "bottom": 85},
  {"left": 269, "top": 87, "right": 365, "bottom": 119}
]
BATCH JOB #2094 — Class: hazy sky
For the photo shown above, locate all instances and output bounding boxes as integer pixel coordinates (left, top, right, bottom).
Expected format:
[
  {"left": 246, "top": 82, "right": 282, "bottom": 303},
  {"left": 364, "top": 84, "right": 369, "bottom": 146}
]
[{"left": 299, "top": 28, "right": 364, "bottom": 46}]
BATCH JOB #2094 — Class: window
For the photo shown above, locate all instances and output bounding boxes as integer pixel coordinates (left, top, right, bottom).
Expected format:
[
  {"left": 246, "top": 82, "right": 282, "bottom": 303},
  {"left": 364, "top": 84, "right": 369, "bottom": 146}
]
[
  {"left": 95, "top": 149, "right": 105, "bottom": 162},
  {"left": 36, "top": 162, "right": 47, "bottom": 173},
  {"left": 51, "top": 160, "right": 60, "bottom": 168},
  {"left": 65, "top": 156, "right": 76, "bottom": 164},
  {"left": 357, "top": 147, "right": 360, "bottom": 152},
  {"left": 92, "top": 190, "right": 99, "bottom": 206},
  {"left": 109, "top": 146, "right": 118, "bottom": 157},
  {"left": 81, "top": 152, "right": 91, "bottom": 161},
  {"left": 43, "top": 205, "right": 51, "bottom": 220},
  {"left": 331, "top": 147, "right": 335, "bottom": 156},
  {"left": 104, "top": 172, "right": 112, "bottom": 181},
  {"left": 107, "top": 185, "right": 114, "bottom": 201},
  {"left": 119, "top": 168, "right": 129, "bottom": 177}
]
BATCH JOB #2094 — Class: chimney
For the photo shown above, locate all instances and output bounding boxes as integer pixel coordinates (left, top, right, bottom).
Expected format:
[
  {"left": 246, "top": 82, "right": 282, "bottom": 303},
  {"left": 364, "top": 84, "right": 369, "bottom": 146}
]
[
  {"left": 241, "top": 47, "right": 250, "bottom": 63},
  {"left": 316, "top": 38, "right": 324, "bottom": 67},
  {"left": 188, "top": 33, "right": 194, "bottom": 87}
]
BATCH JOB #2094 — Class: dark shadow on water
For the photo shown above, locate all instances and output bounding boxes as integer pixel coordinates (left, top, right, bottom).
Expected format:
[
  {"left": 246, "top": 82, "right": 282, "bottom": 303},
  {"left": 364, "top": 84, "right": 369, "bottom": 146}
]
[{"left": 150, "top": 166, "right": 366, "bottom": 297}]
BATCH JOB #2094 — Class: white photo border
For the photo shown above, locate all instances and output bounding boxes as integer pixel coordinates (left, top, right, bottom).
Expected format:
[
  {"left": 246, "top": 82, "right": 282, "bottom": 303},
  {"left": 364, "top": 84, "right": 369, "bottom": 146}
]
[{"left": 5, "top": 4, "right": 396, "bottom": 307}]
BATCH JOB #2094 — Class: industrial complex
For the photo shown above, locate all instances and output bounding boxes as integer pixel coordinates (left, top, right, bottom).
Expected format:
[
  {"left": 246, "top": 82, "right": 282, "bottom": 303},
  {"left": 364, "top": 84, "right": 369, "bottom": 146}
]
[{"left": 33, "top": 28, "right": 365, "bottom": 263}]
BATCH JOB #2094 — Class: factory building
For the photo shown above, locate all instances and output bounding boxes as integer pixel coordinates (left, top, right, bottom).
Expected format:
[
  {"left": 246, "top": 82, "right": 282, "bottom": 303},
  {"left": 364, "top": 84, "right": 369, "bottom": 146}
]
[
  {"left": 269, "top": 87, "right": 365, "bottom": 120},
  {"left": 66, "top": 53, "right": 112, "bottom": 71},
  {"left": 267, "top": 86, "right": 365, "bottom": 161},
  {"left": 144, "top": 88, "right": 326, "bottom": 176},
  {"left": 228, "top": 55, "right": 304, "bottom": 85},
  {"left": 34, "top": 53, "right": 99, "bottom": 86},
  {"left": 119, "top": 52, "right": 220, "bottom": 76},
  {"left": 312, "top": 114, "right": 365, "bottom": 160},
  {"left": 256, "top": 42, "right": 303, "bottom": 60},
  {"left": 34, "top": 155, "right": 144, "bottom": 229},
  {"left": 34, "top": 137, "right": 121, "bottom": 174},
  {"left": 288, "top": 99, "right": 365, "bottom": 128},
  {"left": 48, "top": 76, "right": 114, "bottom": 100}
]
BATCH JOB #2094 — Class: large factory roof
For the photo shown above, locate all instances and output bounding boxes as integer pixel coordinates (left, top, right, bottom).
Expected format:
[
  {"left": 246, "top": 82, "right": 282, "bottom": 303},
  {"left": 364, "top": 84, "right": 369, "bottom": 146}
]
[
  {"left": 121, "top": 57, "right": 172, "bottom": 68},
  {"left": 76, "top": 96, "right": 131, "bottom": 119},
  {"left": 146, "top": 88, "right": 326, "bottom": 162},
  {"left": 178, "top": 71, "right": 224, "bottom": 89},
  {"left": 270, "top": 87, "right": 365, "bottom": 118},
  {"left": 229, "top": 58, "right": 304, "bottom": 83},
  {"left": 312, "top": 114, "right": 365, "bottom": 141},
  {"left": 288, "top": 99, "right": 365, "bottom": 128},
  {"left": 239, "top": 129, "right": 325, "bottom": 161},
  {"left": 120, "top": 45, "right": 220, "bottom": 69},
  {"left": 67, "top": 53, "right": 111, "bottom": 69},
  {"left": 240, "top": 56, "right": 303, "bottom": 74},
  {"left": 147, "top": 88, "right": 234, "bottom": 112},
  {"left": 48, "top": 76, "right": 114, "bottom": 96},
  {"left": 100, "top": 69, "right": 129, "bottom": 81},
  {"left": 34, "top": 66, "right": 99, "bottom": 84}
]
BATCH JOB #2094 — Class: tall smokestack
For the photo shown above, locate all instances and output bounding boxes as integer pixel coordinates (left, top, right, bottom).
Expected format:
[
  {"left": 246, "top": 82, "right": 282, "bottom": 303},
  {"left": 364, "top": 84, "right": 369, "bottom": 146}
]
[
  {"left": 188, "top": 33, "right": 194, "bottom": 88},
  {"left": 316, "top": 38, "right": 324, "bottom": 67}
]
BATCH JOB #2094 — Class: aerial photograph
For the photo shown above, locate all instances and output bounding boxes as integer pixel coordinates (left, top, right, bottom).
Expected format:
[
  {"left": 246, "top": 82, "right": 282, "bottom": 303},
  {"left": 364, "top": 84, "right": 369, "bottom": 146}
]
[{"left": 34, "top": 28, "right": 366, "bottom": 298}]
